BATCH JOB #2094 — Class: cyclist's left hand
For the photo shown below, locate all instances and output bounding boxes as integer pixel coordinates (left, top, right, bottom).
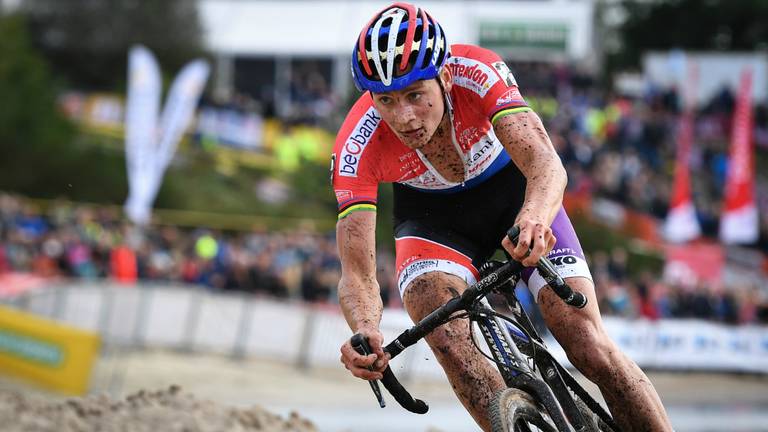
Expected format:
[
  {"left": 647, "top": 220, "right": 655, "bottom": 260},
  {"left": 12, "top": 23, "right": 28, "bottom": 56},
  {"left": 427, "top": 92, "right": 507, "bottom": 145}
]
[{"left": 501, "top": 219, "right": 556, "bottom": 267}]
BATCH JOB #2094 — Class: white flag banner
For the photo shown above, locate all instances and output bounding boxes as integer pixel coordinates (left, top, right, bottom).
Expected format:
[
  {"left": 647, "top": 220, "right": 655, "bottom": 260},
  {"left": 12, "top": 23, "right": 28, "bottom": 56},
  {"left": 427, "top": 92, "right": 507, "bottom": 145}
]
[
  {"left": 123, "top": 46, "right": 209, "bottom": 226},
  {"left": 144, "top": 60, "right": 210, "bottom": 209},
  {"left": 124, "top": 45, "right": 161, "bottom": 226},
  {"left": 156, "top": 60, "right": 210, "bottom": 173},
  {"left": 664, "top": 201, "right": 700, "bottom": 243},
  {"left": 720, "top": 69, "right": 758, "bottom": 244}
]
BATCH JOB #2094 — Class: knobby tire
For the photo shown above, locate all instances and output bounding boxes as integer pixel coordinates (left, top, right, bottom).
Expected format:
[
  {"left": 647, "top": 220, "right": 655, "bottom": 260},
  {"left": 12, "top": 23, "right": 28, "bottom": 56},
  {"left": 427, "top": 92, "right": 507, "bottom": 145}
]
[{"left": 490, "top": 388, "right": 557, "bottom": 432}]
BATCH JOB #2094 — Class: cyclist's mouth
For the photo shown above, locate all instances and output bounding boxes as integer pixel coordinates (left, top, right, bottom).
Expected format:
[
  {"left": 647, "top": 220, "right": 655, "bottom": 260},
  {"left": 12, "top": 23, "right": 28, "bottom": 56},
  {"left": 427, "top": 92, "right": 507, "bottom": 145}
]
[{"left": 400, "top": 128, "right": 424, "bottom": 138}]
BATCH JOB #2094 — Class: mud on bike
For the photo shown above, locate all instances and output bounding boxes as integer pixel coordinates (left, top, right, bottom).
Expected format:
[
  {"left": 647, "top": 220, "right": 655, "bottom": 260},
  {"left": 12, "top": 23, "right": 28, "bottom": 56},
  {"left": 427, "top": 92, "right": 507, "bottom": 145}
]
[{"left": 351, "top": 227, "right": 619, "bottom": 432}]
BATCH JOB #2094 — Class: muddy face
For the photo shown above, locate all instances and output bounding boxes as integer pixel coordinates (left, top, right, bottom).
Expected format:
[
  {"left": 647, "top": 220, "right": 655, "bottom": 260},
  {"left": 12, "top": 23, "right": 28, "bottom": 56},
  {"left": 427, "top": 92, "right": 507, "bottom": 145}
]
[
  {"left": 371, "top": 68, "right": 466, "bottom": 183},
  {"left": 371, "top": 78, "right": 446, "bottom": 150}
]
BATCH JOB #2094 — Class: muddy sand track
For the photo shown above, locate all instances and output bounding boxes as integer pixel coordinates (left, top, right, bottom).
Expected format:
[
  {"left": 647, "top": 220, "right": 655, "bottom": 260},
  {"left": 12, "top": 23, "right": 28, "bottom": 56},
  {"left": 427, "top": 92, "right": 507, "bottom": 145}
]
[{"left": 0, "top": 385, "right": 317, "bottom": 432}]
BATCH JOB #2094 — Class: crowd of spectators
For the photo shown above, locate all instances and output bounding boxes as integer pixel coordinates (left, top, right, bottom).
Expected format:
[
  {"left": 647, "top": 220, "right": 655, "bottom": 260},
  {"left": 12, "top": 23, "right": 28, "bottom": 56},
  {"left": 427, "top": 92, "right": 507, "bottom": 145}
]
[
  {"left": 264, "top": 60, "right": 768, "bottom": 246},
  {"left": 590, "top": 247, "right": 768, "bottom": 324},
  {"left": 510, "top": 61, "right": 768, "bottom": 247},
  {"left": 1, "top": 193, "right": 766, "bottom": 324},
  {"left": 4, "top": 61, "right": 768, "bottom": 325},
  {"left": 0, "top": 194, "right": 386, "bottom": 304}
]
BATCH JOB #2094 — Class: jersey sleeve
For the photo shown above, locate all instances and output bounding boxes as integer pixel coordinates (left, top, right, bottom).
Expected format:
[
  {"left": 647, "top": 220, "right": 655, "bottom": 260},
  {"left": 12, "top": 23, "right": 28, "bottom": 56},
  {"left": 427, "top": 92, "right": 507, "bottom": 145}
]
[
  {"left": 450, "top": 45, "right": 532, "bottom": 123},
  {"left": 331, "top": 95, "right": 383, "bottom": 220}
]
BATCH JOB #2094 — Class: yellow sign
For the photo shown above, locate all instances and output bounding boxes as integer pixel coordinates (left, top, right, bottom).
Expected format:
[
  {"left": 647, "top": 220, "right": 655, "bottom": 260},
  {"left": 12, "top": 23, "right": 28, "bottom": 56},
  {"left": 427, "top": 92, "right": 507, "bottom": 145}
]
[{"left": 0, "top": 305, "right": 100, "bottom": 395}]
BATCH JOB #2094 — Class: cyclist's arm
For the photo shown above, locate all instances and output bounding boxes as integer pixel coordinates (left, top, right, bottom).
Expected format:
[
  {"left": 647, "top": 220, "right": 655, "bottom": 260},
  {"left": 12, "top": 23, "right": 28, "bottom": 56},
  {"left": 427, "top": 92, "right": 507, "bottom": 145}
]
[
  {"left": 336, "top": 209, "right": 389, "bottom": 379},
  {"left": 493, "top": 110, "right": 567, "bottom": 264},
  {"left": 336, "top": 210, "right": 382, "bottom": 331}
]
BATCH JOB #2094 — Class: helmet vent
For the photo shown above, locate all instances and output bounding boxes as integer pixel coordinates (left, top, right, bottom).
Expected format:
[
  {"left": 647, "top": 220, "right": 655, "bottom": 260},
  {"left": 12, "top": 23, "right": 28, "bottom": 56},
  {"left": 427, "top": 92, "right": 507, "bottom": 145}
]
[{"left": 352, "top": 3, "right": 450, "bottom": 92}]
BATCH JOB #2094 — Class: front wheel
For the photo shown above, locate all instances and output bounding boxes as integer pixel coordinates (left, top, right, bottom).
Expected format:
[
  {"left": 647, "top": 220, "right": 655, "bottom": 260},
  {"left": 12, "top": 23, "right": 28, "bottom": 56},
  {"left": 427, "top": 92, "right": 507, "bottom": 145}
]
[{"left": 490, "top": 388, "right": 558, "bottom": 432}]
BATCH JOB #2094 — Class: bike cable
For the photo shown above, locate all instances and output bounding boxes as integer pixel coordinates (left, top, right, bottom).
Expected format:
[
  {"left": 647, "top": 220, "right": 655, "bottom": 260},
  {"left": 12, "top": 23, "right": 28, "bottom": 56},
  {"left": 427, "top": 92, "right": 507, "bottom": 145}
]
[{"left": 466, "top": 312, "right": 536, "bottom": 377}]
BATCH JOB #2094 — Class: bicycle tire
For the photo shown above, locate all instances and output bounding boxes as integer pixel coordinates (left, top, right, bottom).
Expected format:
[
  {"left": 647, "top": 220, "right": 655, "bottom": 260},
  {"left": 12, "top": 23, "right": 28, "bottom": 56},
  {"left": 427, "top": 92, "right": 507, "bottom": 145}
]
[
  {"left": 574, "top": 395, "right": 612, "bottom": 432},
  {"left": 491, "top": 388, "right": 558, "bottom": 432}
]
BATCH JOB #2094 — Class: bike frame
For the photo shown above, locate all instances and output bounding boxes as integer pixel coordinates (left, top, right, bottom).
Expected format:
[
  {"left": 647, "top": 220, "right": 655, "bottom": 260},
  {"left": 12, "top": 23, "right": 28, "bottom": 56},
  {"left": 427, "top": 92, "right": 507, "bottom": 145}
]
[
  {"left": 355, "top": 228, "right": 618, "bottom": 431},
  {"left": 496, "top": 281, "right": 618, "bottom": 432},
  {"left": 361, "top": 258, "right": 618, "bottom": 432},
  {"left": 469, "top": 274, "right": 593, "bottom": 432}
]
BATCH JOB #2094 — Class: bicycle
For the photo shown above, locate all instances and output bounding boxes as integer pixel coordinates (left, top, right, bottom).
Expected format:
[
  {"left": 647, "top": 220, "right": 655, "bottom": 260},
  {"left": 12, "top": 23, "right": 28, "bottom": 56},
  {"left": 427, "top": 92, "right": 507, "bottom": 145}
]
[{"left": 351, "top": 227, "right": 619, "bottom": 432}]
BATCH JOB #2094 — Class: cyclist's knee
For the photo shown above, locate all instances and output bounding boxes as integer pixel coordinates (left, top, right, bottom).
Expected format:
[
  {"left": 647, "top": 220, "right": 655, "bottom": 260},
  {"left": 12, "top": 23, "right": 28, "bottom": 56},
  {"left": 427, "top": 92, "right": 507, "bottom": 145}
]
[
  {"left": 427, "top": 317, "right": 473, "bottom": 358},
  {"left": 565, "top": 329, "right": 621, "bottom": 379},
  {"left": 402, "top": 271, "right": 467, "bottom": 322}
]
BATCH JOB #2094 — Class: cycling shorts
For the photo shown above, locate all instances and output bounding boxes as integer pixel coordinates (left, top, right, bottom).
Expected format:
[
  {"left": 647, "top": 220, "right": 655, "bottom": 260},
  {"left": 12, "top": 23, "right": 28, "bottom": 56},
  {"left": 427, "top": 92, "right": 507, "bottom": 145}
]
[{"left": 392, "top": 162, "right": 592, "bottom": 301}]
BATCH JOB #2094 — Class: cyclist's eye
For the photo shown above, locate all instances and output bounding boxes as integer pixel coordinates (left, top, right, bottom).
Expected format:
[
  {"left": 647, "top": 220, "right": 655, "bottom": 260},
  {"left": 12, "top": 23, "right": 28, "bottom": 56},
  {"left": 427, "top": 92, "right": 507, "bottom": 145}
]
[
  {"left": 408, "top": 92, "right": 421, "bottom": 102},
  {"left": 378, "top": 96, "right": 392, "bottom": 105}
]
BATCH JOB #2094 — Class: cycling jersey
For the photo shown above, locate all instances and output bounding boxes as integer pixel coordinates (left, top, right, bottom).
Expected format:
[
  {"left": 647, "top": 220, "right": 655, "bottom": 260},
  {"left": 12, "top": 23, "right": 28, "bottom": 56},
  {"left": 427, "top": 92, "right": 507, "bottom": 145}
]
[
  {"left": 391, "top": 162, "right": 592, "bottom": 302},
  {"left": 331, "top": 44, "right": 530, "bottom": 219}
]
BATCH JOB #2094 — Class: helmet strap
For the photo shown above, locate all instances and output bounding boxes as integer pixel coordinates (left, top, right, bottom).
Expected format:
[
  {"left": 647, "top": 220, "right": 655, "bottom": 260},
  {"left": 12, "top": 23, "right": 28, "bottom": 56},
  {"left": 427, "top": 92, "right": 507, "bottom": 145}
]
[{"left": 436, "top": 76, "right": 454, "bottom": 124}]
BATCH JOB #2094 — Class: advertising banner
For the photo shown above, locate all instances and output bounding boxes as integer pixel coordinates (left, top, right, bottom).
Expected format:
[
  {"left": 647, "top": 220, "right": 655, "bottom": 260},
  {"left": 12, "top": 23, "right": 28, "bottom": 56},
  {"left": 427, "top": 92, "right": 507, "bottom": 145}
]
[
  {"left": 142, "top": 60, "right": 210, "bottom": 213},
  {"left": 663, "top": 242, "right": 725, "bottom": 285},
  {"left": 0, "top": 306, "right": 100, "bottom": 395},
  {"left": 195, "top": 107, "right": 264, "bottom": 150}
]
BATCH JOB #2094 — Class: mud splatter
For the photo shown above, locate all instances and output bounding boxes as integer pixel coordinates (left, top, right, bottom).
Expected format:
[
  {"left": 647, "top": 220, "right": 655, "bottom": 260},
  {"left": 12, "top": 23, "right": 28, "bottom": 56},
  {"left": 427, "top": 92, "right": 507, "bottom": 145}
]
[
  {"left": 537, "top": 277, "right": 673, "bottom": 431},
  {"left": 336, "top": 215, "right": 383, "bottom": 330},
  {"left": 418, "top": 114, "right": 465, "bottom": 183},
  {"left": 403, "top": 272, "right": 506, "bottom": 431}
]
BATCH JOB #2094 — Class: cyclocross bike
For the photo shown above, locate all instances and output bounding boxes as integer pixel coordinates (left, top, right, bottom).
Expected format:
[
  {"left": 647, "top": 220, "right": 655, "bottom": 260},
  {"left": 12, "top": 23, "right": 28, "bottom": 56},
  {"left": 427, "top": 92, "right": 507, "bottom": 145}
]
[{"left": 351, "top": 227, "right": 619, "bottom": 432}]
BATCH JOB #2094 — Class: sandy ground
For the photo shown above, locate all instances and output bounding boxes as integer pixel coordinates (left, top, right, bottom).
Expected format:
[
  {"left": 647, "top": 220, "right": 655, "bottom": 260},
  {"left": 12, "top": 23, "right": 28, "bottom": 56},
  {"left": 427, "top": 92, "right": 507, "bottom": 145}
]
[
  {"left": 0, "top": 385, "right": 316, "bottom": 432},
  {"left": 2, "top": 350, "right": 768, "bottom": 431}
]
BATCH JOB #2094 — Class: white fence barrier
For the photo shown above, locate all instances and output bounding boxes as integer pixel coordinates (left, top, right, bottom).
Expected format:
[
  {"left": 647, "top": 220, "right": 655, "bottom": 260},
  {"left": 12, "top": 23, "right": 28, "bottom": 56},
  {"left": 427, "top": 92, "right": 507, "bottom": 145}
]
[{"left": 4, "top": 283, "right": 768, "bottom": 380}]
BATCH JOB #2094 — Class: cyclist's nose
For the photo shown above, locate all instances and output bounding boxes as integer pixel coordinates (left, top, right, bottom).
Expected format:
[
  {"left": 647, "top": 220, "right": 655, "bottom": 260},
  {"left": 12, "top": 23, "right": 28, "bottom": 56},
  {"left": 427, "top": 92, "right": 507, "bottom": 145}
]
[{"left": 393, "top": 104, "right": 418, "bottom": 128}]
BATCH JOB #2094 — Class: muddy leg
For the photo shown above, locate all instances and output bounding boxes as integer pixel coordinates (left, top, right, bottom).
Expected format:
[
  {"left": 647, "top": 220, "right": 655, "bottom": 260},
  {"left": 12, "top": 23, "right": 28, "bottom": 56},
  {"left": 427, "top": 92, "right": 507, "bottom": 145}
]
[
  {"left": 403, "top": 271, "right": 506, "bottom": 432},
  {"left": 538, "top": 277, "right": 673, "bottom": 432}
]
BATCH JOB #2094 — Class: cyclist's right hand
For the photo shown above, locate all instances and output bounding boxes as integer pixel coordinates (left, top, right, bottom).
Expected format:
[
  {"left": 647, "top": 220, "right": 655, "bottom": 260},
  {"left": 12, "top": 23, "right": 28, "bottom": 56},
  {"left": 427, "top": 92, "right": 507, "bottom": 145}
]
[{"left": 340, "top": 326, "right": 390, "bottom": 381}]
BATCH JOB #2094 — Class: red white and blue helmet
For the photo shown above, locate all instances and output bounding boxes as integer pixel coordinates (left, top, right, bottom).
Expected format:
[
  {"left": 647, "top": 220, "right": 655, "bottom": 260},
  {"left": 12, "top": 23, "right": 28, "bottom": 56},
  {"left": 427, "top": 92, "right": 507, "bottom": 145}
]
[{"left": 351, "top": 3, "right": 449, "bottom": 93}]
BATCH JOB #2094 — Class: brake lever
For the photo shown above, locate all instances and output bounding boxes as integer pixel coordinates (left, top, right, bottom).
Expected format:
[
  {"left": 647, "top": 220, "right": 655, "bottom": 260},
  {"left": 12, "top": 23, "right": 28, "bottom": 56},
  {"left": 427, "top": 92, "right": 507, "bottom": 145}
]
[{"left": 506, "top": 226, "right": 587, "bottom": 308}]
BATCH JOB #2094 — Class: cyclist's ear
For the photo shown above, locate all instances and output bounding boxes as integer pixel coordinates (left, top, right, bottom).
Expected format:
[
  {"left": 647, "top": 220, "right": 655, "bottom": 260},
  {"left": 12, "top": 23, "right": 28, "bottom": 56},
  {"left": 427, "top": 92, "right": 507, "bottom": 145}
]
[{"left": 438, "top": 66, "right": 453, "bottom": 92}]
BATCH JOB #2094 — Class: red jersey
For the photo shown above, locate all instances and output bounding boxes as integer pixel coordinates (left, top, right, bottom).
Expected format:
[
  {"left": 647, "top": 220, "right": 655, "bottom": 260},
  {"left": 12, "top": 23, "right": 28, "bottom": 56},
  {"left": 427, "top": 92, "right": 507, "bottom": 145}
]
[{"left": 332, "top": 44, "right": 530, "bottom": 218}]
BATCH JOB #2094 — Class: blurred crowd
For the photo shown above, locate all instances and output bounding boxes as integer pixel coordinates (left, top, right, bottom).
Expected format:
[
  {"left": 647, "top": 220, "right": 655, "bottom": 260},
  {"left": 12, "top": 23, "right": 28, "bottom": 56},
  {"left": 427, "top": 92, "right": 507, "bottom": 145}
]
[
  {"left": 4, "top": 61, "right": 768, "bottom": 325},
  {"left": 590, "top": 247, "right": 768, "bottom": 324},
  {"left": 511, "top": 62, "right": 768, "bottom": 245},
  {"left": 0, "top": 194, "right": 383, "bottom": 304},
  {"left": 2, "top": 193, "right": 766, "bottom": 324},
  {"left": 264, "top": 60, "right": 768, "bottom": 245}
]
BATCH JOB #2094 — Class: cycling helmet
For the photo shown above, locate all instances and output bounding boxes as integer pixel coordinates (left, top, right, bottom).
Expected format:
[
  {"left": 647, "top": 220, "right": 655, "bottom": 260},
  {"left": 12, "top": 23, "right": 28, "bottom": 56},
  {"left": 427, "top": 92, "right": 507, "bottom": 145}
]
[{"left": 351, "top": 2, "right": 449, "bottom": 93}]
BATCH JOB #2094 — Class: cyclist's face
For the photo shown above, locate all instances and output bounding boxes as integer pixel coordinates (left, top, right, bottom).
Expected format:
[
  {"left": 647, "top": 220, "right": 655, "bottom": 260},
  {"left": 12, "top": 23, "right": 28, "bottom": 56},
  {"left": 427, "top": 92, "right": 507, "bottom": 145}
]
[{"left": 371, "top": 69, "right": 452, "bottom": 150}]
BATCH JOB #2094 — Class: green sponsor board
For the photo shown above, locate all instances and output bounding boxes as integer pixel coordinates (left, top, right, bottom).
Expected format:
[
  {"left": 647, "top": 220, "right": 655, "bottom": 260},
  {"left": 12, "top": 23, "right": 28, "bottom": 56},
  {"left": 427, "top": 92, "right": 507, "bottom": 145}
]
[
  {"left": 0, "top": 330, "right": 63, "bottom": 366},
  {"left": 479, "top": 22, "right": 568, "bottom": 52}
]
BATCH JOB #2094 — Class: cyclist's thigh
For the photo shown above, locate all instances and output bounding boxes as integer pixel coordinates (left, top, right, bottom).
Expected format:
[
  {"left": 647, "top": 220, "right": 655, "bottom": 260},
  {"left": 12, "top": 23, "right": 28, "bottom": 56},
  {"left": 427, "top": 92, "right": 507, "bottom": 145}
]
[
  {"left": 394, "top": 221, "right": 480, "bottom": 309},
  {"left": 395, "top": 221, "right": 478, "bottom": 297},
  {"left": 520, "top": 207, "right": 593, "bottom": 302}
]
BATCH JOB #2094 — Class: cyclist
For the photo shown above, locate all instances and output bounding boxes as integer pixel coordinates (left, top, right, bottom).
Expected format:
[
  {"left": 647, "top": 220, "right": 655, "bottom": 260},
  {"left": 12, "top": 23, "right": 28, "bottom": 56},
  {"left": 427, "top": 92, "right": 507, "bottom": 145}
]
[{"left": 334, "top": 3, "right": 673, "bottom": 431}]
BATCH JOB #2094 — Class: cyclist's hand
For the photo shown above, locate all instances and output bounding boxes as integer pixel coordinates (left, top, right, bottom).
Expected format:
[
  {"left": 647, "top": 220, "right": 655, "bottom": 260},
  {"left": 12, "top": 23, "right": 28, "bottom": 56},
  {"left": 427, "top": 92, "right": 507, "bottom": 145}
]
[
  {"left": 502, "top": 220, "right": 556, "bottom": 267},
  {"left": 340, "top": 327, "right": 390, "bottom": 381}
]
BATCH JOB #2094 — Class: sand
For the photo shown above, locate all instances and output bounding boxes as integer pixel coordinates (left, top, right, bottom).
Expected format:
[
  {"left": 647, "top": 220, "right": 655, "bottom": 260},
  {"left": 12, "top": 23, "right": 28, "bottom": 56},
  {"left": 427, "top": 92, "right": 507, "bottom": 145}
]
[
  {"left": 1, "top": 350, "right": 767, "bottom": 432},
  {"left": 0, "top": 384, "right": 317, "bottom": 432}
]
